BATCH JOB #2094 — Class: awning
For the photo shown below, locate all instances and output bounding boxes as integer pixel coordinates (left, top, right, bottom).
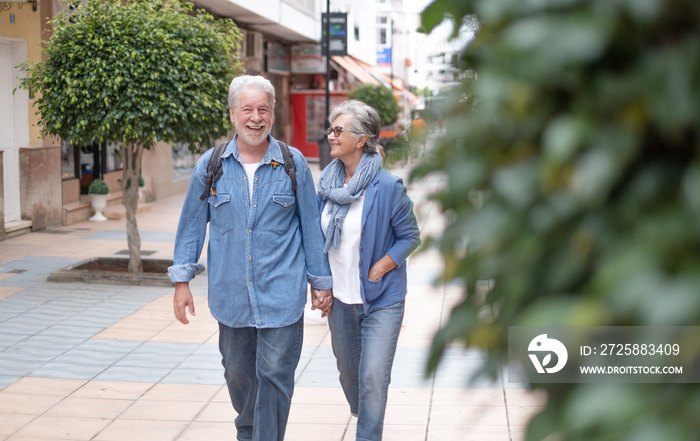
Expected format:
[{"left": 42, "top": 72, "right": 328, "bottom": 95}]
[
  {"left": 331, "top": 56, "right": 379, "bottom": 86},
  {"left": 331, "top": 55, "right": 421, "bottom": 107}
]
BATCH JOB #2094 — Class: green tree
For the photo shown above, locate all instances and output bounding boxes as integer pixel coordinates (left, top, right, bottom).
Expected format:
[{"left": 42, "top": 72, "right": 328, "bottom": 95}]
[
  {"left": 19, "top": 0, "right": 243, "bottom": 273},
  {"left": 348, "top": 84, "right": 401, "bottom": 127},
  {"left": 417, "top": 0, "right": 700, "bottom": 439}
]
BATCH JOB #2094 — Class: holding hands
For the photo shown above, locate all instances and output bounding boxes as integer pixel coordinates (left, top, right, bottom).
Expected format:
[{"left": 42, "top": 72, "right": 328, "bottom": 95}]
[{"left": 311, "top": 288, "right": 333, "bottom": 318}]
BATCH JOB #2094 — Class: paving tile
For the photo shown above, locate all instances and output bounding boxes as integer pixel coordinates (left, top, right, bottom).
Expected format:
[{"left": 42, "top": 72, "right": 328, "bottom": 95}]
[
  {"left": 114, "top": 352, "right": 185, "bottom": 369},
  {"left": 161, "top": 368, "right": 224, "bottom": 385},
  {"left": 0, "top": 375, "right": 22, "bottom": 390},
  {"left": 295, "top": 370, "right": 342, "bottom": 388},
  {"left": 432, "top": 388, "right": 505, "bottom": 406},
  {"left": 119, "top": 399, "right": 205, "bottom": 421},
  {"left": 380, "top": 425, "right": 431, "bottom": 441},
  {"left": 386, "top": 388, "right": 432, "bottom": 406},
  {"left": 45, "top": 396, "right": 134, "bottom": 419},
  {"left": 138, "top": 383, "right": 221, "bottom": 402},
  {"left": 70, "top": 381, "right": 153, "bottom": 400},
  {"left": 10, "top": 415, "right": 111, "bottom": 440},
  {"left": 429, "top": 404, "right": 509, "bottom": 426},
  {"left": 176, "top": 421, "right": 238, "bottom": 441},
  {"left": 0, "top": 392, "right": 64, "bottom": 415},
  {"left": 0, "top": 286, "right": 26, "bottom": 299},
  {"left": 292, "top": 387, "right": 348, "bottom": 405},
  {"left": 288, "top": 403, "right": 351, "bottom": 425},
  {"left": 2, "top": 378, "right": 87, "bottom": 396},
  {"left": 384, "top": 404, "right": 430, "bottom": 425},
  {"left": 51, "top": 348, "right": 125, "bottom": 366},
  {"left": 194, "top": 401, "right": 237, "bottom": 422},
  {"left": 0, "top": 413, "right": 36, "bottom": 437},
  {"left": 176, "top": 354, "right": 221, "bottom": 370},
  {"left": 285, "top": 423, "right": 349, "bottom": 441},
  {"left": 93, "top": 366, "right": 169, "bottom": 383},
  {"left": 30, "top": 362, "right": 108, "bottom": 380},
  {"left": 73, "top": 339, "right": 142, "bottom": 354},
  {"left": 93, "top": 419, "right": 188, "bottom": 441},
  {"left": 426, "top": 424, "right": 511, "bottom": 441}
]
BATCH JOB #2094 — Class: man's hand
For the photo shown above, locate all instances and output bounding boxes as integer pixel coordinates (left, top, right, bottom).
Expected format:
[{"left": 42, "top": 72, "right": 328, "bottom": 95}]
[
  {"left": 174, "top": 282, "right": 196, "bottom": 324},
  {"left": 311, "top": 288, "right": 333, "bottom": 318}
]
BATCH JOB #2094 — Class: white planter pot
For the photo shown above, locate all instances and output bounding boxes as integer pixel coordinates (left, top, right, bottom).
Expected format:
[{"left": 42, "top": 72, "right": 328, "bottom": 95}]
[{"left": 89, "top": 194, "right": 109, "bottom": 222}]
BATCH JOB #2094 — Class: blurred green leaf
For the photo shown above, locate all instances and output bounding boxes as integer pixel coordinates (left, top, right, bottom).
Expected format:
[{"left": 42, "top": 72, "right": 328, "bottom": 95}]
[{"left": 420, "top": 0, "right": 700, "bottom": 438}]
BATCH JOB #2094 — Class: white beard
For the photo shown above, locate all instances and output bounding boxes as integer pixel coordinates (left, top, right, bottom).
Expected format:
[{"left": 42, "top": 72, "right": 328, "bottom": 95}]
[{"left": 237, "top": 125, "right": 271, "bottom": 146}]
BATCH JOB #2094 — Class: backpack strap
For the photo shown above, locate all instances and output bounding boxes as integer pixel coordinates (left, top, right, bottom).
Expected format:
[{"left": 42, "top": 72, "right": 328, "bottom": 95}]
[
  {"left": 278, "top": 141, "right": 297, "bottom": 197},
  {"left": 199, "top": 141, "right": 229, "bottom": 201},
  {"left": 199, "top": 140, "right": 296, "bottom": 201}
]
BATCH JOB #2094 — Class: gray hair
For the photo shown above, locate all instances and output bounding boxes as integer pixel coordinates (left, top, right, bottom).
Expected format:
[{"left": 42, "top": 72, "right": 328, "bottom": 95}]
[
  {"left": 228, "top": 75, "right": 276, "bottom": 110},
  {"left": 328, "top": 99, "right": 382, "bottom": 154}
]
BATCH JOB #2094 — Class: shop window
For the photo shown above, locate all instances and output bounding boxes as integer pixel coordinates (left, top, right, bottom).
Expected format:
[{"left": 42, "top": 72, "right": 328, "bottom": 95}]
[
  {"left": 62, "top": 140, "right": 124, "bottom": 193},
  {"left": 105, "top": 141, "right": 123, "bottom": 172},
  {"left": 61, "top": 139, "right": 79, "bottom": 180}
]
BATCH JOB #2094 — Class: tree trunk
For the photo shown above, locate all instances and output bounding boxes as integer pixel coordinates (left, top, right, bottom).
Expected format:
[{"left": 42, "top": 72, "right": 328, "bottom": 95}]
[{"left": 121, "top": 143, "right": 143, "bottom": 273}]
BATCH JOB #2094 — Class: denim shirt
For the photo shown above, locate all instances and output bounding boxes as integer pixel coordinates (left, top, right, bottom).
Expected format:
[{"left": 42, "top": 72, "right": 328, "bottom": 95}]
[{"left": 169, "top": 136, "right": 332, "bottom": 328}]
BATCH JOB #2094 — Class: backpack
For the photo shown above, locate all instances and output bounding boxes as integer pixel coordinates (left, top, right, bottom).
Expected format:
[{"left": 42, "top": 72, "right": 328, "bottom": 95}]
[{"left": 199, "top": 140, "right": 296, "bottom": 201}]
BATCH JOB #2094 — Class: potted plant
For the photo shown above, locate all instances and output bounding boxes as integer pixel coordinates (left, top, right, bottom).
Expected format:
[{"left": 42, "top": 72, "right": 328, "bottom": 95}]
[
  {"left": 88, "top": 178, "right": 110, "bottom": 222},
  {"left": 127, "top": 175, "right": 145, "bottom": 200}
]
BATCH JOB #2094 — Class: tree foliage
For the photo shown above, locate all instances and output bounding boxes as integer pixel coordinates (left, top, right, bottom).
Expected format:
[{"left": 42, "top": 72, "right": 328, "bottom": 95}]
[
  {"left": 417, "top": 0, "right": 700, "bottom": 439},
  {"left": 21, "top": 0, "right": 242, "bottom": 149},
  {"left": 348, "top": 84, "right": 401, "bottom": 126},
  {"left": 19, "top": 0, "right": 243, "bottom": 272}
]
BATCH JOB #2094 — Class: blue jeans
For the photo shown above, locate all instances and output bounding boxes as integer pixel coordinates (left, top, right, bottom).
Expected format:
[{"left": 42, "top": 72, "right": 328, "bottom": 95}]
[
  {"left": 328, "top": 299, "right": 405, "bottom": 441},
  {"left": 218, "top": 317, "right": 304, "bottom": 441}
]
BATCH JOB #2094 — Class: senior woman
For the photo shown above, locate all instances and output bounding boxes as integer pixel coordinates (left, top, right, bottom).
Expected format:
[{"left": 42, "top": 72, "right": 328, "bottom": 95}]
[{"left": 316, "top": 99, "right": 421, "bottom": 441}]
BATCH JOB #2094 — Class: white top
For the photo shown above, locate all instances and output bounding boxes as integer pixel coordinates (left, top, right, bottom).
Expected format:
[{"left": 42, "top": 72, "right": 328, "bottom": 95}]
[
  {"left": 243, "top": 162, "right": 260, "bottom": 202},
  {"left": 321, "top": 188, "right": 366, "bottom": 305}
]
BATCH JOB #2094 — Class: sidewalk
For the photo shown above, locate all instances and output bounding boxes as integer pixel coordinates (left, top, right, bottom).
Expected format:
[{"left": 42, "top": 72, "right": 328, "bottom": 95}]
[{"left": 0, "top": 143, "right": 544, "bottom": 440}]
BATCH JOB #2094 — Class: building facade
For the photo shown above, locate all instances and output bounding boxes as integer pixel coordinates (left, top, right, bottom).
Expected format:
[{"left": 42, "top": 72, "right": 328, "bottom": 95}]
[{"left": 0, "top": 0, "right": 418, "bottom": 238}]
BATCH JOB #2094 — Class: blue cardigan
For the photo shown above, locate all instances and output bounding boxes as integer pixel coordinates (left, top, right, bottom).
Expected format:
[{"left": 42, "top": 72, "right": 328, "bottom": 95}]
[{"left": 319, "top": 168, "right": 421, "bottom": 313}]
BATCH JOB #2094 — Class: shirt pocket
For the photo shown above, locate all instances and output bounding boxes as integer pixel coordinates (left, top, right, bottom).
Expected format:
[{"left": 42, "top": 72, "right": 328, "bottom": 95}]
[
  {"left": 268, "top": 193, "right": 297, "bottom": 234},
  {"left": 208, "top": 193, "right": 234, "bottom": 234}
]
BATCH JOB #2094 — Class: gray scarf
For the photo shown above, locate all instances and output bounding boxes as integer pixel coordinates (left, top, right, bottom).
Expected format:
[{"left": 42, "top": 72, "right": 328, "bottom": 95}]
[{"left": 318, "top": 153, "right": 382, "bottom": 252}]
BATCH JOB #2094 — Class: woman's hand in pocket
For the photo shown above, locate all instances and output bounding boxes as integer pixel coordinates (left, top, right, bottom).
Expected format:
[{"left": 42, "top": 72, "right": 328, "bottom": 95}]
[{"left": 368, "top": 255, "right": 398, "bottom": 282}]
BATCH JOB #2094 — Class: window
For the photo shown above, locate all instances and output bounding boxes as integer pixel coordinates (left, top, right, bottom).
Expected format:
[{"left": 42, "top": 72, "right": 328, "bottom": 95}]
[
  {"left": 377, "top": 16, "right": 390, "bottom": 46},
  {"left": 61, "top": 140, "right": 79, "bottom": 180},
  {"left": 105, "top": 141, "right": 123, "bottom": 172}
]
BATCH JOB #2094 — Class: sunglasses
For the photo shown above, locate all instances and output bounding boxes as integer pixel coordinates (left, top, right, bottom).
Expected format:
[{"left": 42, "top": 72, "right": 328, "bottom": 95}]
[{"left": 326, "top": 126, "right": 363, "bottom": 137}]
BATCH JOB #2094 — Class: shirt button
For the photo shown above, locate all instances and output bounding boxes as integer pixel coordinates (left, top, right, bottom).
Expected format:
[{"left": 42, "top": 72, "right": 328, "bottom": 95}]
[
  {"left": 359, "top": 261, "right": 363, "bottom": 266},
  {"left": 248, "top": 229, "right": 252, "bottom": 233},
  {"left": 248, "top": 256, "right": 252, "bottom": 260},
  {"left": 249, "top": 282, "right": 253, "bottom": 286},
  {"left": 253, "top": 204, "right": 257, "bottom": 207},
  {"left": 360, "top": 246, "right": 363, "bottom": 251}
]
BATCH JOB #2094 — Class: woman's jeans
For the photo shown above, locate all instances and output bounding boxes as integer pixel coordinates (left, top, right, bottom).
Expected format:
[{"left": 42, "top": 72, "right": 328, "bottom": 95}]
[
  {"left": 218, "top": 317, "right": 304, "bottom": 441},
  {"left": 329, "top": 299, "right": 405, "bottom": 441}
]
